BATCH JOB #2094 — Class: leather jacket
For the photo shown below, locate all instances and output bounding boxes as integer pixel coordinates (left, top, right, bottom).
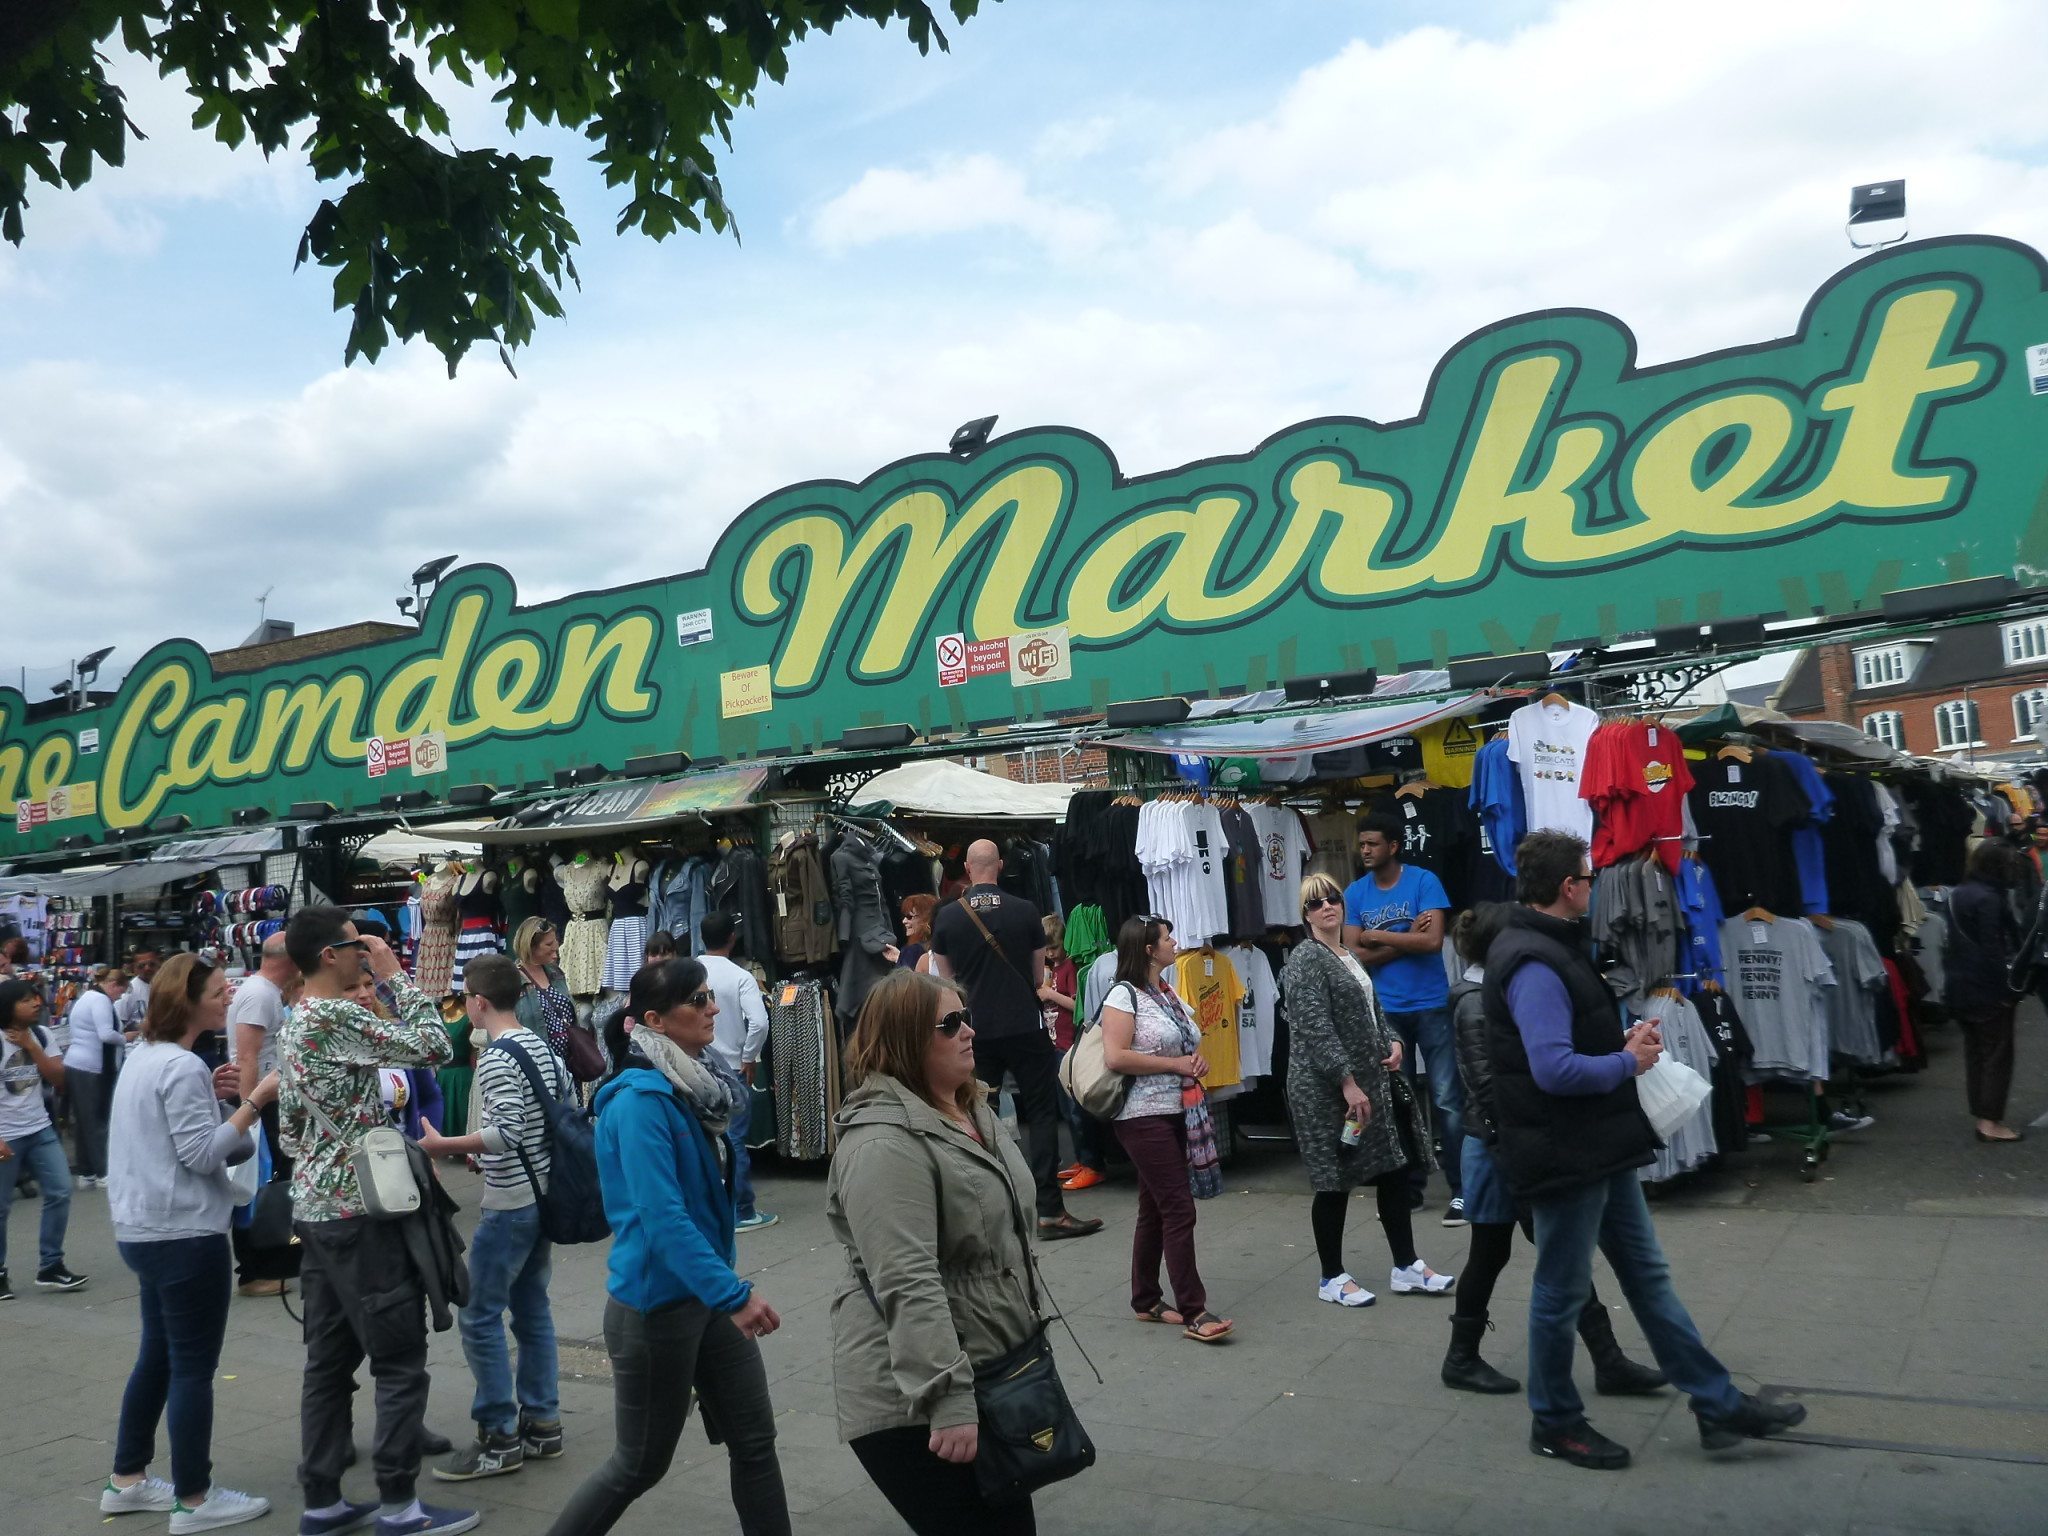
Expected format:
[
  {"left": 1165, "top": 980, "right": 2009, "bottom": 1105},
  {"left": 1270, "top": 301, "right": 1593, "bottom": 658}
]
[{"left": 1449, "top": 973, "right": 1497, "bottom": 1144}]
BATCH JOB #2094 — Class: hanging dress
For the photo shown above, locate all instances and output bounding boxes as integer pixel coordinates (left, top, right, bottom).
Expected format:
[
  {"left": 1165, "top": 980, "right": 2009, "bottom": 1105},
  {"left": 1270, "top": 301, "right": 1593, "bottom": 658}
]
[
  {"left": 558, "top": 860, "right": 612, "bottom": 996},
  {"left": 439, "top": 1006, "right": 475, "bottom": 1140},
  {"left": 449, "top": 877, "right": 505, "bottom": 994},
  {"left": 601, "top": 876, "right": 652, "bottom": 990},
  {"left": 412, "top": 873, "right": 461, "bottom": 997}
]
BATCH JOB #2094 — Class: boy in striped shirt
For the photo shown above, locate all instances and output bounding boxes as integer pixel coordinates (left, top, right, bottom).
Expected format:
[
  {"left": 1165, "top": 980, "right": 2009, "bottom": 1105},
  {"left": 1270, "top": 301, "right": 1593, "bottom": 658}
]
[{"left": 418, "top": 954, "right": 568, "bottom": 1481}]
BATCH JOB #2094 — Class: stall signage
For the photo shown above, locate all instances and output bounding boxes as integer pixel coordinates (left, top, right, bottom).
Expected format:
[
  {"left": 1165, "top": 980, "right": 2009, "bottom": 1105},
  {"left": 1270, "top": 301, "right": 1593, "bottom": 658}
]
[
  {"left": 78, "top": 728, "right": 99, "bottom": 755},
  {"left": 7, "top": 237, "right": 2048, "bottom": 852},
  {"left": 2031, "top": 341, "right": 2048, "bottom": 397}
]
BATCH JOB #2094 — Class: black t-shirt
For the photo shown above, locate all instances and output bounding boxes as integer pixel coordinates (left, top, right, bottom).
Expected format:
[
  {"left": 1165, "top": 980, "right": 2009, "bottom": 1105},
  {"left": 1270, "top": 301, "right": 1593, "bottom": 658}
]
[
  {"left": 932, "top": 885, "right": 1045, "bottom": 1039},
  {"left": 1687, "top": 753, "right": 1810, "bottom": 915},
  {"left": 1369, "top": 788, "right": 1475, "bottom": 909}
]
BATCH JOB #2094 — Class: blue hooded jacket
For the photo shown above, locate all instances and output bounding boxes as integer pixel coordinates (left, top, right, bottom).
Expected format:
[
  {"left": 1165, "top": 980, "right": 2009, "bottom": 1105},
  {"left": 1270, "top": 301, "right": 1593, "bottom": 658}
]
[{"left": 592, "top": 1063, "right": 749, "bottom": 1314}]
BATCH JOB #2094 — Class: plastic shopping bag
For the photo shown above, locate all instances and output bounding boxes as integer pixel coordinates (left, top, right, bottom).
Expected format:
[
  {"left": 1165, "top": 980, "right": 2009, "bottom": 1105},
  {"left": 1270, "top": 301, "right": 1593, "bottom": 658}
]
[{"left": 1636, "top": 1057, "right": 1712, "bottom": 1142}]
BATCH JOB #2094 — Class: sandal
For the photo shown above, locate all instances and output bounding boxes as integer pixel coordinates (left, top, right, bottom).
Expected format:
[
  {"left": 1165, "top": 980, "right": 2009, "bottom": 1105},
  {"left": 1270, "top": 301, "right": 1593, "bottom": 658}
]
[
  {"left": 1181, "top": 1311, "right": 1235, "bottom": 1344},
  {"left": 1134, "top": 1303, "right": 1185, "bottom": 1326}
]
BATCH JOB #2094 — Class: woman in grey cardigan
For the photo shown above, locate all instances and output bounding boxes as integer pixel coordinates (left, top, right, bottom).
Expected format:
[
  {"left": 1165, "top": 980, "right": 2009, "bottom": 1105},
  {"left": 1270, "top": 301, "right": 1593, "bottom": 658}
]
[
  {"left": 103, "top": 954, "right": 279, "bottom": 1533},
  {"left": 1280, "top": 874, "right": 1452, "bottom": 1308}
]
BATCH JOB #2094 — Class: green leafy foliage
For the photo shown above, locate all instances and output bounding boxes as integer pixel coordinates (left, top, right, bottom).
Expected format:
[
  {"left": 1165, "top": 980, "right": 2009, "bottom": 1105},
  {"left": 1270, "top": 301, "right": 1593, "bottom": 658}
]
[{"left": 0, "top": 1, "right": 984, "bottom": 373}]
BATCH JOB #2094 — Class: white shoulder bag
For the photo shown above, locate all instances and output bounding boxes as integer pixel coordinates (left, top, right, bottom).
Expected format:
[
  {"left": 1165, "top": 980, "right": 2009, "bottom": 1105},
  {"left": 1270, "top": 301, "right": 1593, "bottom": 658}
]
[{"left": 303, "top": 1089, "right": 422, "bottom": 1220}]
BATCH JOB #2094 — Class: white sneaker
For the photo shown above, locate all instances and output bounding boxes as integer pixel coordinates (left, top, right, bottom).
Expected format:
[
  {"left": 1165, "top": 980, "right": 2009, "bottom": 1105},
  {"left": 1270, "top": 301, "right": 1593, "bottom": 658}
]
[
  {"left": 101, "top": 1476, "right": 178, "bottom": 1514},
  {"left": 1316, "top": 1272, "right": 1376, "bottom": 1307},
  {"left": 1390, "top": 1260, "right": 1455, "bottom": 1295},
  {"left": 168, "top": 1487, "right": 271, "bottom": 1533}
]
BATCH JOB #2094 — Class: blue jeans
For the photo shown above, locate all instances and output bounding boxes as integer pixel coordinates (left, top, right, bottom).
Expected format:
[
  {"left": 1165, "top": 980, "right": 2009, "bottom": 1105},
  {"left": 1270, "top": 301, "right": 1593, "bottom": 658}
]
[
  {"left": 0, "top": 1123, "right": 72, "bottom": 1272},
  {"left": 1528, "top": 1167, "right": 1742, "bottom": 1429},
  {"left": 115, "top": 1234, "right": 233, "bottom": 1500},
  {"left": 1386, "top": 1007, "right": 1463, "bottom": 1196},
  {"left": 728, "top": 1083, "right": 759, "bottom": 1220},
  {"left": 458, "top": 1204, "right": 558, "bottom": 1435}
]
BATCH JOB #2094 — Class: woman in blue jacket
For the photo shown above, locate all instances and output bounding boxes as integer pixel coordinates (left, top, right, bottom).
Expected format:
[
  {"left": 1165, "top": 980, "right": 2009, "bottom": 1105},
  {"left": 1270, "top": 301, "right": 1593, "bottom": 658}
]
[{"left": 544, "top": 958, "right": 790, "bottom": 1536}]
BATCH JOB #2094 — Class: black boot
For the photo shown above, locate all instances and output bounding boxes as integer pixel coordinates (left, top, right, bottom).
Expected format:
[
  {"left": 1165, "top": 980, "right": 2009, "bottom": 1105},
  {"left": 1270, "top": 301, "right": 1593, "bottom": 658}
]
[
  {"left": 1442, "top": 1314, "right": 1521, "bottom": 1394},
  {"left": 1578, "top": 1298, "right": 1667, "bottom": 1395}
]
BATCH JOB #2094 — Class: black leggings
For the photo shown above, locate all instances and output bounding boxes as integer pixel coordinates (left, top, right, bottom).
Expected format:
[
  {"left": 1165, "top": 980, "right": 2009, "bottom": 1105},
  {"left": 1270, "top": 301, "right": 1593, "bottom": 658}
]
[
  {"left": 1311, "top": 1176, "right": 1417, "bottom": 1280},
  {"left": 849, "top": 1425, "right": 1036, "bottom": 1536},
  {"left": 1458, "top": 1215, "right": 1609, "bottom": 1321}
]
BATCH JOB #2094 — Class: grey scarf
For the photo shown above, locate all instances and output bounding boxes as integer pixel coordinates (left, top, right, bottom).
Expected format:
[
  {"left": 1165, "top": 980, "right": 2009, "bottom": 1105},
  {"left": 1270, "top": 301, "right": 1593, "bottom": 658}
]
[{"left": 629, "top": 1026, "right": 736, "bottom": 1135}]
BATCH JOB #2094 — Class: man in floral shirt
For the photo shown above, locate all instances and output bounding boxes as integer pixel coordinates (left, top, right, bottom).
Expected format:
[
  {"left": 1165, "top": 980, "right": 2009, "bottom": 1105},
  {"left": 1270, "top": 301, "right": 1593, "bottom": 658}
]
[{"left": 277, "top": 906, "right": 478, "bottom": 1536}]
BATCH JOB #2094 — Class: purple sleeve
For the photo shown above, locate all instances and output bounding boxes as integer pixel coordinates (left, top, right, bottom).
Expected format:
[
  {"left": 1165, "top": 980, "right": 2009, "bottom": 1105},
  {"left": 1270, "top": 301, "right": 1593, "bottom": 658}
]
[{"left": 1505, "top": 964, "right": 1632, "bottom": 1097}]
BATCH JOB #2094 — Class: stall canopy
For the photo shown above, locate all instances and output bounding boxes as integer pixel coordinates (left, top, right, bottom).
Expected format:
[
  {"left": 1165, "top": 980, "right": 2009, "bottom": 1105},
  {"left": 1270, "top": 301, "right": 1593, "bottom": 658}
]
[
  {"left": 356, "top": 821, "right": 496, "bottom": 865},
  {"left": 1672, "top": 703, "right": 1904, "bottom": 763},
  {"left": 851, "top": 760, "right": 1077, "bottom": 821},
  {"left": 1109, "top": 677, "right": 1488, "bottom": 760},
  {"left": 0, "top": 859, "right": 237, "bottom": 899},
  {"left": 477, "top": 766, "right": 770, "bottom": 844}
]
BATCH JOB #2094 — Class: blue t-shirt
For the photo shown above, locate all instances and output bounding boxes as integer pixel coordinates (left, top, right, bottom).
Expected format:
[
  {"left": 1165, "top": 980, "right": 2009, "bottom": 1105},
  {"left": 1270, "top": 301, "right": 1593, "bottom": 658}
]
[
  {"left": 1773, "top": 750, "right": 1835, "bottom": 916},
  {"left": 1469, "top": 735, "right": 1525, "bottom": 876},
  {"left": 1344, "top": 863, "right": 1451, "bottom": 1012}
]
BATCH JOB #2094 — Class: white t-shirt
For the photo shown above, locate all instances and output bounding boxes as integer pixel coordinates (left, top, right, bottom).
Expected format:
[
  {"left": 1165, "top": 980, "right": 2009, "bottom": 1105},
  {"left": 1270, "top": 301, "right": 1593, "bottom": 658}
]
[
  {"left": 226, "top": 972, "right": 286, "bottom": 1079},
  {"left": 1221, "top": 944, "right": 1278, "bottom": 1078},
  {"left": 1245, "top": 805, "right": 1311, "bottom": 927},
  {"left": 0, "top": 1024, "right": 54, "bottom": 1141},
  {"left": 63, "top": 989, "right": 126, "bottom": 1073},
  {"left": 1507, "top": 699, "right": 1599, "bottom": 839},
  {"left": 701, "top": 953, "right": 769, "bottom": 1074}
]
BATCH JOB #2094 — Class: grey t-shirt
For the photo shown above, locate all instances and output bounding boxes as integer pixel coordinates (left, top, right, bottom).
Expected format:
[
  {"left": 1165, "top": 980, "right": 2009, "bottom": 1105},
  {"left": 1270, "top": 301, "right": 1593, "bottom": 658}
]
[
  {"left": 1813, "top": 919, "right": 1886, "bottom": 1066},
  {"left": 1718, "top": 915, "right": 1835, "bottom": 1078},
  {"left": 0, "top": 1024, "right": 54, "bottom": 1141},
  {"left": 227, "top": 973, "right": 285, "bottom": 1078}
]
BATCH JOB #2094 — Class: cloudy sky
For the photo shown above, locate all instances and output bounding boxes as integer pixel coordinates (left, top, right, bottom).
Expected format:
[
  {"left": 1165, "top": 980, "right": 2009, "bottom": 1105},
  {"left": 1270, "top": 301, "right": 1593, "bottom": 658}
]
[{"left": 4, "top": 0, "right": 2047, "bottom": 700}]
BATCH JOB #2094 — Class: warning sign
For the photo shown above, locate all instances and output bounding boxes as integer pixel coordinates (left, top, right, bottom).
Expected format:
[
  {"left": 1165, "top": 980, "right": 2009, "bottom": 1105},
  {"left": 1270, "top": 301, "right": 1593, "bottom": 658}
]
[
  {"left": 366, "top": 737, "right": 389, "bottom": 779},
  {"left": 936, "top": 633, "right": 1011, "bottom": 688},
  {"left": 720, "top": 665, "right": 774, "bottom": 719}
]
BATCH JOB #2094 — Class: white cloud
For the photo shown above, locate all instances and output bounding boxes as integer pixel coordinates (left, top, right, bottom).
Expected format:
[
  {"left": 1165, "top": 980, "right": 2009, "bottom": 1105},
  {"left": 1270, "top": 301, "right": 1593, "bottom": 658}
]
[{"left": 809, "top": 152, "right": 1112, "bottom": 257}]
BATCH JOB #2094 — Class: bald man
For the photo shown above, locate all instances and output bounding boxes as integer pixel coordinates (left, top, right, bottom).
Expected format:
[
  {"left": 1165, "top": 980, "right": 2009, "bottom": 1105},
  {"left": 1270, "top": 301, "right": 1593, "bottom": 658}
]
[
  {"left": 933, "top": 840, "right": 1103, "bottom": 1240},
  {"left": 232, "top": 933, "right": 299, "bottom": 1162}
]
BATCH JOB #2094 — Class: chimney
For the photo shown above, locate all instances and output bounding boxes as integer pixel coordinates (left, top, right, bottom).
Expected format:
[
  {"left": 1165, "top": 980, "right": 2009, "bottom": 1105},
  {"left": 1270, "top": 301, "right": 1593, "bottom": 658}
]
[{"left": 1813, "top": 642, "right": 1854, "bottom": 724}]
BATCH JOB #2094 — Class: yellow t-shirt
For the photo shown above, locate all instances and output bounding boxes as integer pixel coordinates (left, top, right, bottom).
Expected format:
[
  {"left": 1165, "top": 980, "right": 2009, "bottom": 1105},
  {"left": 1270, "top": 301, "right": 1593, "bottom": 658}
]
[
  {"left": 1173, "top": 950, "right": 1245, "bottom": 1089},
  {"left": 1419, "top": 717, "right": 1482, "bottom": 790}
]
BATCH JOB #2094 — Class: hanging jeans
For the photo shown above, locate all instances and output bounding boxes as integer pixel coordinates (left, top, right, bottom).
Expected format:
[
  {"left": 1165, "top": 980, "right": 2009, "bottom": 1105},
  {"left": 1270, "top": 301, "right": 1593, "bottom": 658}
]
[
  {"left": 1527, "top": 1168, "right": 1742, "bottom": 1430},
  {"left": 114, "top": 1234, "right": 233, "bottom": 1501}
]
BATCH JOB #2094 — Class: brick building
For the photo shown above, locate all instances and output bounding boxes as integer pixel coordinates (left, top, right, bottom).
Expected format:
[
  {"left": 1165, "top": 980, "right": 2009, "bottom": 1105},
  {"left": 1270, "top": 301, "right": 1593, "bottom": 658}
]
[{"left": 1772, "top": 614, "right": 2048, "bottom": 760}]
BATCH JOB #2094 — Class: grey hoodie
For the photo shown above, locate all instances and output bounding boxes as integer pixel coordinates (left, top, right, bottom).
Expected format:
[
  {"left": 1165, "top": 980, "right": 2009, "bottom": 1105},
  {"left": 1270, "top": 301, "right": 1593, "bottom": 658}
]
[{"left": 824, "top": 1074, "right": 1041, "bottom": 1440}]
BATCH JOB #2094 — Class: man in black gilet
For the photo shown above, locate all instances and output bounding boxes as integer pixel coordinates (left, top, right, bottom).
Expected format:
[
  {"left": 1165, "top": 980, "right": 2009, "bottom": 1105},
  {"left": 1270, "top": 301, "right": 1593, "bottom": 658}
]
[{"left": 1483, "top": 830, "right": 1804, "bottom": 1470}]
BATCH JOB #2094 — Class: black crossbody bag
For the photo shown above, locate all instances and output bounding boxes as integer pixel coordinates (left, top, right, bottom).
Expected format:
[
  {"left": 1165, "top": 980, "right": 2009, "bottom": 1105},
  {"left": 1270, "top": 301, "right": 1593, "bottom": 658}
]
[{"left": 858, "top": 1142, "right": 1098, "bottom": 1505}]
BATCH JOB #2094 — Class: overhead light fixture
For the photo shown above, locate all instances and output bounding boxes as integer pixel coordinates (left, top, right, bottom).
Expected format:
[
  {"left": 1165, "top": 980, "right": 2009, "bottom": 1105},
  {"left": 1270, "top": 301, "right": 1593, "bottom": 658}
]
[
  {"left": 380, "top": 790, "right": 435, "bottom": 811},
  {"left": 837, "top": 723, "right": 919, "bottom": 752},
  {"left": 1705, "top": 617, "right": 1767, "bottom": 649},
  {"left": 1282, "top": 669, "right": 1377, "bottom": 704},
  {"left": 949, "top": 415, "right": 998, "bottom": 459},
  {"left": 288, "top": 801, "right": 337, "bottom": 821},
  {"left": 398, "top": 554, "right": 460, "bottom": 627},
  {"left": 552, "top": 765, "right": 609, "bottom": 788},
  {"left": 623, "top": 751, "right": 691, "bottom": 779},
  {"left": 446, "top": 783, "right": 496, "bottom": 806},
  {"left": 58, "top": 834, "right": 94, "bottom": 849},
  {"left": 1653, "top": 624, "right": 1703, "bottom": 653},
  {"left": 149, "top": 814, "right": 192, "bottom": 835},
  {"left": 513, "top": 801, "right": 558, "bottom": 826},
  {"left": 410, "top": 555, "right": 459, "bottom": 589},
  {"left": 1104, "top": 696, "right": 1192, "bottom": 729},
  {"left": 230, "top": 806, "right": 272, "bottom": 826},
  {"left": 1847, "top": 179, "right": 1907, "bottom": 249},
  {"left": 1446, "top": 651, "right": 1552, "bottom": 690},
  {"left": 1880, "top": 574, "right": 2017, "bottom": 624}
]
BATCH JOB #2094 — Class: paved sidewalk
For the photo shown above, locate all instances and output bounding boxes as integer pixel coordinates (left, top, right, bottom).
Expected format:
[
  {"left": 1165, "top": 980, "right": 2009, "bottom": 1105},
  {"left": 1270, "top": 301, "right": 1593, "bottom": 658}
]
[{"left": 3, "top": 1012, "right": 2044, "bottom": 1535}]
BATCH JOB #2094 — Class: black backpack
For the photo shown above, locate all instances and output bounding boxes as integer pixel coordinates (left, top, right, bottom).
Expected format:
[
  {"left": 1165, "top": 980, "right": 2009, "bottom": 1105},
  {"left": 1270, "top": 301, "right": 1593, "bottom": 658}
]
[{"left": 489, "top": 1036, "right": 611, "bottom": 1246}]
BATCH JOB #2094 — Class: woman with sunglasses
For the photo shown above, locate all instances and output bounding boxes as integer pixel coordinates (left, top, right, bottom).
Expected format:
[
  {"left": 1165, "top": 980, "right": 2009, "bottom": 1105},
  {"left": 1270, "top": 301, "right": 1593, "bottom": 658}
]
[
  {"left": 1098, "top": 915, "right": 1234, "bottom": 1343},
  {"left": 828, "top": 969, "right": 1049, "bottom": 1534},
  {"left": 1281, "top": 874, "right": 1451, "bottom": 1307},
  {"left": 546, "top": 958, "right": 789, "bottom": 1536},
  {"left": 102, "top": 953, "right": 279, "bottom": 1532},
  {"left": 512, "top": 918, "right": 574, "bottom": 1061}
]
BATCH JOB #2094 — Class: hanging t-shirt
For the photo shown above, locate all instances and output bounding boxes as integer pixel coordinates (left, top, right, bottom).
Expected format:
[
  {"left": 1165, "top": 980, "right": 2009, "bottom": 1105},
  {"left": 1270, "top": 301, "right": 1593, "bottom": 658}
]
[
  {"left": 1173, "top": 948, "right": 1246, "bottom": 1089},
  {"left": 1343, "top": 863, "right": 1451, "bottom": 1012},
  {"left": 1246, "top": 803, "right": 1311, "bottom": 927},
  {"left": 1812, "top": 919, "right": 1885, "bottom": 1065},
  {"left": 1688, "top": 754, "right": 1811, "bottom": 915},
  {"left": 1773, "top": 752, "right": 1836, "bottom": 917},
  {"left": 1221, "top": 943, "right": 1278, "bottom": 1078},
  {"left": 1369, "top": 788, "right": 1475, "bottom": 911},
  {"left": 1418, "top": 717, "right": 1483, "bottom": 790},
  {"left": 1507, "top": 698, "right": 1599, "bottom": 839},
  {"left": 1469, "top": 734, "right": 1526, "bottom": 877},
  {"left": 1718, "top": 914, "right": 1835, "bottom": 1078},
  {"left": 1304, "top": 810, "right": 1356, "bottom": 888},
  {"left": 1217, "top": 803, "right": 1268, "bottom": 939},
  {"left": 1182, "top": 802, "right": 1232, "bottom": 945},
  {"left": 1581, "top": 720, "right": 1696, "bottom": 872}
]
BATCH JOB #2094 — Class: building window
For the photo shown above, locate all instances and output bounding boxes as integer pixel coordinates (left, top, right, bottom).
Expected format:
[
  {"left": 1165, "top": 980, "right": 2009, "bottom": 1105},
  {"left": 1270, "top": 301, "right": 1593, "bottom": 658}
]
[
  {"left": 1863, "top": 711, "right": 1905, "bottom": 751},
  {"left": 2014, "top": 690, "right": 2048, "bottom": 741},
  {"left": 2003, "top": 620, "right": 2048, "bottom": 666},
  {"left": 1852, "top": 645, "right": 1909, "bottom": 688},
  {"left": 1933, "top": 699, "right": 1981, "bottom": 750}
]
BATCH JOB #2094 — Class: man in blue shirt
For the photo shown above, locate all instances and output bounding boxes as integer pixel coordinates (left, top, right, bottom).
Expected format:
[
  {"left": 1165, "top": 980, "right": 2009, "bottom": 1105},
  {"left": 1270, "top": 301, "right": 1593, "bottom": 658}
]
[{"left": 1345, "top": 812, "right": 1466, "bottom": 1223}]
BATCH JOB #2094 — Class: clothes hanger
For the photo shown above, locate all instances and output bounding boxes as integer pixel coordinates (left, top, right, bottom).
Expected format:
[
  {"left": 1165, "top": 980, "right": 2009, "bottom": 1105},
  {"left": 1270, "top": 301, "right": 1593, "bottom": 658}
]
[
  {"left": 1808, "top": 913, "right": 1835, "bottom": 930},
  {"left": 1743, "top": 906, "right": 1774, "bottom": 921}
]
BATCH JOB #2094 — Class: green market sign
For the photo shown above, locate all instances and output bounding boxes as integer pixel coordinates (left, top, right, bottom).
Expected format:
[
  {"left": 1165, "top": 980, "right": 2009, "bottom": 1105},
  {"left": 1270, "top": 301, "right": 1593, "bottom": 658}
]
[{"left": 7, "top": 235, "right": 2048, "bottom": 853}]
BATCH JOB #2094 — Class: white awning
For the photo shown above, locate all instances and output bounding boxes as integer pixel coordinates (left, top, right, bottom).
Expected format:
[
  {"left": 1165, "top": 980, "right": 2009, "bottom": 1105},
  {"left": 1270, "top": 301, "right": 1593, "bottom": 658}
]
[
  {"left": 856, "top": 760, "right": 1077, "bottom": 820},
  {"left": 1109, "top": 687, "right": 1488, "bottom": 758}
]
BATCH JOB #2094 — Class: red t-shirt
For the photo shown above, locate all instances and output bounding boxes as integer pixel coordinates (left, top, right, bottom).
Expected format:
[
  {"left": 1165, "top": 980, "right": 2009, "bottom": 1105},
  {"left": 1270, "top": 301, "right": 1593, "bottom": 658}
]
[
  {"left": 1042, "top": 957, "right": 1078, "bottom": 1050},
  {"left": 1582, "top": 721, "right": 1695, "bottom": 871}
]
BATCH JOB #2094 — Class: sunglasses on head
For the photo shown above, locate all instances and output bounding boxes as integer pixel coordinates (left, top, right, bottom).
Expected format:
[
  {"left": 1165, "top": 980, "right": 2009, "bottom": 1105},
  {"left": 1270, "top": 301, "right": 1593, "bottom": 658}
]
[
  {"left": 184, "top": 955, "right": 219, "bottom": 998},
  {"left": 326, "top": 937, "right": 368, "bottom": 954},
  {"left": 1303, "top": 895, "right": 1342, "bottom": 913},
  {"left": 936, "top": 1008, "right": 971, "bottom": 1037}
]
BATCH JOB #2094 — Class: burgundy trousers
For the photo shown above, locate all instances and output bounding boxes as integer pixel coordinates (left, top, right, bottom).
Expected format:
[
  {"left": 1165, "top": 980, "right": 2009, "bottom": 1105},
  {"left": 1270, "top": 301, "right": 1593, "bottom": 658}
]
[{"left": 1114, "top": 1112, "right": 1206, "bottom": 1318}]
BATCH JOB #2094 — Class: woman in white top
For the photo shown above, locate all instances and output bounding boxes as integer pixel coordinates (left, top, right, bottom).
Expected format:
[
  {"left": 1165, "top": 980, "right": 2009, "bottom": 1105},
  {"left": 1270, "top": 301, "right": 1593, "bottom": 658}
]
[
  {"left": 1098, "top": 915, "right": 1234, "bottom": 1343},
  {"left": 62, "top": 967, "right": 128, "bottom": 1186},
  {"left": 103, "top": 953, "right": 279, "bottom": 1534}
]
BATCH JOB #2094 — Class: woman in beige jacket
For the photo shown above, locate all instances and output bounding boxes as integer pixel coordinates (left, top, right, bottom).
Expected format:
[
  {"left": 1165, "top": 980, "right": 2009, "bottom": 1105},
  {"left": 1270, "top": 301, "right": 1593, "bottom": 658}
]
[{"left": 826, "top": 970, "right": 1044, "bottom": 1535}]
